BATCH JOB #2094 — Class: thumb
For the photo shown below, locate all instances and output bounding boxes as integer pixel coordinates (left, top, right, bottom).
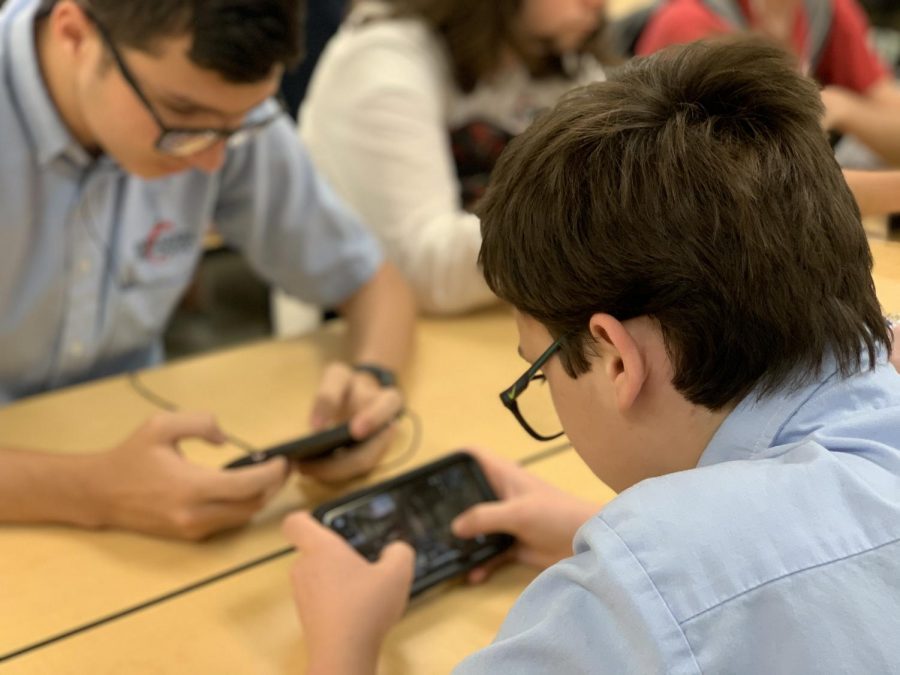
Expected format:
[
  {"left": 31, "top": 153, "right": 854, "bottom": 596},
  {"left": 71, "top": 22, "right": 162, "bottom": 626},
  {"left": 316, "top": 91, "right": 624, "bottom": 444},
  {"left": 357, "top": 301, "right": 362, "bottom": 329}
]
[
  {"left": 145, "top": 411, "right": 227, "bottom": 446},
  {"left": 378, "top": 539, "right": 416, "bottom": 583},
  {"left": 452, "top": 501, "right": 517, "bottom": 539}
]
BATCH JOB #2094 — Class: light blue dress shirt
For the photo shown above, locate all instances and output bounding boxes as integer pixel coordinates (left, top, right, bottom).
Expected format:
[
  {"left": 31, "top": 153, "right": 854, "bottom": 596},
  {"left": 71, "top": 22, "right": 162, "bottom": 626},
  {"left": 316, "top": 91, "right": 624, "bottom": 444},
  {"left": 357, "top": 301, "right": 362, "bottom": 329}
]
[
  {"left": 0, "top": 0, "right": 383, "bottom": 404},
  {"left": 456, "top": 358, "right": 900, "bottom": 674}
]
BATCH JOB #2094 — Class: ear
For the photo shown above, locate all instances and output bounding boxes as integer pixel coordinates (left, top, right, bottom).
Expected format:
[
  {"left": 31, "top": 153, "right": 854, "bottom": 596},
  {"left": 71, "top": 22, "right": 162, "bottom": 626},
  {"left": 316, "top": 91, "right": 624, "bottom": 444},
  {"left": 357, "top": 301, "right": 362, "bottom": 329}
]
[
  {"left": 48, "top": 0, "right": 96, "bottom": 61},
  {"left": 588, "top": 313, "right": 648, "bottom": 413}
]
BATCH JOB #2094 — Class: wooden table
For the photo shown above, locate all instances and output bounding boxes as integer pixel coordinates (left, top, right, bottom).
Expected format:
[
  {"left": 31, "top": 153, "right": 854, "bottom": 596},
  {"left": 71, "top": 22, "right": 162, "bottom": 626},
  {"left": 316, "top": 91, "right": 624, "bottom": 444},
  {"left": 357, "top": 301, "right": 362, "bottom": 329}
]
[
  {"left": 0, "top": 309, "right": 612, "bottom": 673},
  {"left": 2, "top": 239, "right": 897, "bottom": 673},
  {"left": 871, "top": 239, "right": 900, "bottom": 314}
]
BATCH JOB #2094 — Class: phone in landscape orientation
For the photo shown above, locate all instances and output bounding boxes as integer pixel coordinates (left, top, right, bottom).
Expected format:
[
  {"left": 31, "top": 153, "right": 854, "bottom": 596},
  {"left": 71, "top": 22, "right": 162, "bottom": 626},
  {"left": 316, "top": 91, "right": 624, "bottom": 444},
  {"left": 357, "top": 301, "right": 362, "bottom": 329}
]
[
  {"left": 224, "top": 423, "right": 356, "bottom": 469},
  {"left": 313, "top": 451, "right": 515, "bottom": 597}
]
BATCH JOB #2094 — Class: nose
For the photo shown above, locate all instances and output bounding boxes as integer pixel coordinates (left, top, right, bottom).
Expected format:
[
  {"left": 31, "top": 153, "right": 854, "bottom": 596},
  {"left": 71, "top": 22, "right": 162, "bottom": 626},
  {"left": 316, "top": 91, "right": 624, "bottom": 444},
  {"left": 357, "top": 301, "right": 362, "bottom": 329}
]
[{"left": 185, "top": 140, "right": 227, "bottom": 174}]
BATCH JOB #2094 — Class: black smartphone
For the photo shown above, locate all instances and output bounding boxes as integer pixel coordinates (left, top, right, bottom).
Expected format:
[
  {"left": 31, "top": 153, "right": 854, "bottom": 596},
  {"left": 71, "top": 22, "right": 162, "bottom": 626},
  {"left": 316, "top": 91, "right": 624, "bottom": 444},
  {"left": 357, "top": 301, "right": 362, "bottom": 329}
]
[
  {"left": 313, "top": 452, "right": 515, "bottom": 597},
  {"left": 224, "top": 423, "right": 355, "bottom": 469}
]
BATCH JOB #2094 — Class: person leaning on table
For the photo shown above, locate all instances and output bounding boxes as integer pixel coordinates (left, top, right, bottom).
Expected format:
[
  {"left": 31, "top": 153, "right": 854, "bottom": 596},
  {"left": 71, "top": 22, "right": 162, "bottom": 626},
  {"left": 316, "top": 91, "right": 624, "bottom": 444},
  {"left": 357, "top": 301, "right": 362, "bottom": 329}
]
[
  {"left": 284, "top": 38, "right": 900, "bottom": 674},
  {"left": 0, "top": 0, "right": 415, "bottom": 540}
]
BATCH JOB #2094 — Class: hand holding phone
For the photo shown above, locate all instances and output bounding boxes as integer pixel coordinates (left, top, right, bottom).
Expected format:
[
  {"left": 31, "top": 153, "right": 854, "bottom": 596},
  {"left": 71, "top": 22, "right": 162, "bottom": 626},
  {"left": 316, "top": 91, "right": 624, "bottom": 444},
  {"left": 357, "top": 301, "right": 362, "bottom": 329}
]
[{"left": 313, "top": 451, "right": 515, "bottom": 596}]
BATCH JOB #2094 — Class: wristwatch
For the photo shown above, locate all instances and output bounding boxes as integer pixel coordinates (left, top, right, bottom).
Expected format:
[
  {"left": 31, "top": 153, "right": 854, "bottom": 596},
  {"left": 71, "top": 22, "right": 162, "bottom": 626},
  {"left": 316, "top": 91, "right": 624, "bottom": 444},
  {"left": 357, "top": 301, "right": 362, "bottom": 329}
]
[{"left": 353, "top": 363, "right": 397, "bottom": 388}]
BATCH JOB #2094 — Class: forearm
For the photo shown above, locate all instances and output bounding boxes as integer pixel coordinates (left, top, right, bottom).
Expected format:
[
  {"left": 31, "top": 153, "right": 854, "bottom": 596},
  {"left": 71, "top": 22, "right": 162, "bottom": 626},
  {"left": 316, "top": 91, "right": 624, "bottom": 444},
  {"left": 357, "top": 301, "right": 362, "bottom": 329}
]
[
  {"left": 832, "top": 94, "right": 900, "bottom": 166},
  {"left": 0, "top": 448, "right": 105, "bottom": 527},
  {"left": 339, "top": 262, "right": 416, "bottom": 373},
  {"left": 843, "top": 170, "right": 900, "bottom": 217},
  {"left": 307, "top": 641, "right": 379, "bottom": 675}
]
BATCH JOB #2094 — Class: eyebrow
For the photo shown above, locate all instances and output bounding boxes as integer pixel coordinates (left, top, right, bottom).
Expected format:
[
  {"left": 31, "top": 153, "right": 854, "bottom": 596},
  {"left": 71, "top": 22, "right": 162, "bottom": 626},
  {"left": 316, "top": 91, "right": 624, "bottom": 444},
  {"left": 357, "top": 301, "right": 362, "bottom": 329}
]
[{"left": 157, "top": 94, "right": 252, "bottom": 119}]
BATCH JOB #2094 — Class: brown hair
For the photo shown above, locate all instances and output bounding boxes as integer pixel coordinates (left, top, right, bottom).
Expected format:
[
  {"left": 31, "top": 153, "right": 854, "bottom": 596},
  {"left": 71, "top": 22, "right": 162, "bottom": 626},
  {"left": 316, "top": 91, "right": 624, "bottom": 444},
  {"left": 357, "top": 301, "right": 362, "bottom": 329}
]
[
  {"left": 41, "top": 0, "right": 302, "bottom": 83},
  {"left": 478, "top": 37, "right": 891, "bottom": 409},
  {"left": 374, "top": 0, "right": 611, "bottom": 93}
]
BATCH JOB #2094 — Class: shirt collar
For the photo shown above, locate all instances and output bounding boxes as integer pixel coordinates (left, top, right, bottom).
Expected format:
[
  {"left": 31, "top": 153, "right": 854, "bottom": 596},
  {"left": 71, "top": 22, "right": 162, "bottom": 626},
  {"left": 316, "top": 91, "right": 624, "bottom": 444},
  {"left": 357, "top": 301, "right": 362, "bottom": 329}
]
[
  {"left": 698, "top": 361, "right": 840, "bottom": 468},
  {"left": 7, "top": 1, "right": 91, "bottom": 167}
]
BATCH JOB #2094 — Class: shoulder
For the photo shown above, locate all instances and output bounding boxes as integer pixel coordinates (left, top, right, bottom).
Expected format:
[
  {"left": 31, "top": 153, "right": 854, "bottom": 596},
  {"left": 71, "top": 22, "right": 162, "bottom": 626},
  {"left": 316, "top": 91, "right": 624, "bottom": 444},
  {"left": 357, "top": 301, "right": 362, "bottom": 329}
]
[
  {"left": 314, "top": 4, "right": 448, "bottom": 86},
  {"left": 454, "top": 517, "right": 701, "bottom": 674},
  {"left": 585, "top": 438, "right": 900, "bottom": 624},
  {"left": 637, "top": 0, "right": 735, "bottom": 55}
]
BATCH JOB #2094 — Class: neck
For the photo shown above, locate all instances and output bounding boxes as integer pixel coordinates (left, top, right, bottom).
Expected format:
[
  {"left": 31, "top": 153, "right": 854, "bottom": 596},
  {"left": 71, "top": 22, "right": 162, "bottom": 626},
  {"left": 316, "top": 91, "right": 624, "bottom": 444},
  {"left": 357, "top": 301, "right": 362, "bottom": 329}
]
[{"left": 35, "top": 17, "right": 100, "bottom": 153}]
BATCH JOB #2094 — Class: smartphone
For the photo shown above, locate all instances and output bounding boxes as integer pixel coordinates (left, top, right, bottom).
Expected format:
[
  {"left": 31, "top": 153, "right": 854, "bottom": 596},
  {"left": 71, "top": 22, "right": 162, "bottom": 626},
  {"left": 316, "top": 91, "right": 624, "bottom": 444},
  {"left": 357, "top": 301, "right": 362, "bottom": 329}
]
[
  {"left": 313, "top": 452, "right": 515, "bottom": 597},
  {"left": 224, "top": 423, "right": 356, "bottom": 469}
]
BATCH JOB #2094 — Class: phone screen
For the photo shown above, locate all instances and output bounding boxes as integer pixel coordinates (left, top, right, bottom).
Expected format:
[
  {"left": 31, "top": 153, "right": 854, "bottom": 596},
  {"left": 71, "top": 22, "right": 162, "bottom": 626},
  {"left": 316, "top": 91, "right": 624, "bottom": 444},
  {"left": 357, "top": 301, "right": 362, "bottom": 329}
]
[{"left": 314, "top": 453, "right": 514, "bottom": 596}]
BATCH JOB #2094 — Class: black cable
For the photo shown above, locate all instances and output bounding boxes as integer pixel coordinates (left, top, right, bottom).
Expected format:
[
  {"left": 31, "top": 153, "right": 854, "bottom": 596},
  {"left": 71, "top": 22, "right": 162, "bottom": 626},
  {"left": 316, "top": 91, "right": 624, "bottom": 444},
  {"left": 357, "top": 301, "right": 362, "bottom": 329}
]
[
  {"left": 127, "top": 372, "right": 258, "bottom": 453},
  {"left": 519, "top": 439, "right": 573, "bottom": 467},
  {"left": 369, "top": 407, "right": 423, "bottom": 475},
  {"left": 0, "top": 373, "right": 572, "bottom": 665},
  {"left": 0, "top": 546, "right": 296, "bottom": 664},
  {"left": 127, "top": 370, "right": 423, "bottom": 467}
]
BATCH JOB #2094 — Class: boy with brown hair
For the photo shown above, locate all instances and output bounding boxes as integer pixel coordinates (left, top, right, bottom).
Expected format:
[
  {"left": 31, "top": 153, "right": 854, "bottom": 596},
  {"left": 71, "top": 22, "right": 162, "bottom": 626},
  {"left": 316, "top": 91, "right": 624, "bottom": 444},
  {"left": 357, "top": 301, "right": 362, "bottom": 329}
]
[{"left": 284, "top": 38, "right": 900, "bottom": 673}]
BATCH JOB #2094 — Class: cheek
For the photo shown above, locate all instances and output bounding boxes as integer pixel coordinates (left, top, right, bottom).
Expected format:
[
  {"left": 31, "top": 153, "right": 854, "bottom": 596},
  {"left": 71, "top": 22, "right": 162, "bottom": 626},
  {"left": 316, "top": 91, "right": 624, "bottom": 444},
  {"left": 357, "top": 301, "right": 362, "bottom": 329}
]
[
  {"left": 519, "top": 0, "right": 567, "bottom": 35},
  {"left": 549, "top": 376, "right": 599, "bottom": 444},
  {"left": 79, "top": 75, "right": 159, "bottom": 157},
  {"left": 549, "top": 373, "right": 631, "bottom": 488}
]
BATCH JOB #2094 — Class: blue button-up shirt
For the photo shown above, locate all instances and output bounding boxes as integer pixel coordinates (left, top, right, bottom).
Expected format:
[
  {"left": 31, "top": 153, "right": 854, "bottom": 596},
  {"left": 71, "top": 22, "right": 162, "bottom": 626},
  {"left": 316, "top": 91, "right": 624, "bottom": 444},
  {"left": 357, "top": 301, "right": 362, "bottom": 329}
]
[
  {"left": 456, "top": 358, "right": 900, "bottom": 673},
  {"left": 0, "top": 0, "right": 383, "bottom": 404}
]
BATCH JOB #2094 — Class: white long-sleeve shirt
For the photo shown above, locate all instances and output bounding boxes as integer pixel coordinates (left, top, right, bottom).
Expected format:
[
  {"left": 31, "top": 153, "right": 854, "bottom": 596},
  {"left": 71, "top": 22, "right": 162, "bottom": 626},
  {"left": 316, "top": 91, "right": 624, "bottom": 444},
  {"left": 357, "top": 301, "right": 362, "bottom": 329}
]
[{"left": 300, "top": 2, "right": 605, "bottom": 314}]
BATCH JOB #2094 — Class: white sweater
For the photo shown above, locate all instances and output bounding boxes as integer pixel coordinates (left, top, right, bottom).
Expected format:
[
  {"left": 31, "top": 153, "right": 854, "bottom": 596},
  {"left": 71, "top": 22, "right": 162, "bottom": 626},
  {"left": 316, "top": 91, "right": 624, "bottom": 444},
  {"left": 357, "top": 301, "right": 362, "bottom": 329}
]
[{"left": 300, "top": 3, "right": 605, "bottom": 314}]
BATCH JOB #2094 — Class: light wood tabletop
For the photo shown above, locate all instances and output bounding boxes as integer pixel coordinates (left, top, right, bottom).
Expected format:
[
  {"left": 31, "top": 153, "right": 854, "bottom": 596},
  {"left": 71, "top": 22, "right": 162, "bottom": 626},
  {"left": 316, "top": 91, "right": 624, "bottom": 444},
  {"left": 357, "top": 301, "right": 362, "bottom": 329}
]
[
  {"left": 1, "top": 239, "right": 897, "bottom": 673},
  {"left": 871, "top": 239, "right": 900, "bottom": 314},
  {"left": 0, "top": 308, "right": 612, "bottom": 673}
]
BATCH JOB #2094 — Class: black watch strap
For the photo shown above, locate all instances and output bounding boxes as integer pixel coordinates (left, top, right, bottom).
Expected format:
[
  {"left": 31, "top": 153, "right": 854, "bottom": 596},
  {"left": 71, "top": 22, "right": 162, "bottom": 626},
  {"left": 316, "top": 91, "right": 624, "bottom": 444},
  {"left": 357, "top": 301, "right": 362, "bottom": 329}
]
[{"left": 353, "top": 363, "right": 397, "bottom": 388}]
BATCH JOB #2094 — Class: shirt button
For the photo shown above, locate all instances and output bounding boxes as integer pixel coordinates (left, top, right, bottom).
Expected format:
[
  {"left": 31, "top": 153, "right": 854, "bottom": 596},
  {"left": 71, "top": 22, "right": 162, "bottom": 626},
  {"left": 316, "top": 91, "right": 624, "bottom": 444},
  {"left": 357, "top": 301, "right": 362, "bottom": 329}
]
[
  {"left": 79, "top": 259, "right": 91, "bottom": 275},
  {"left": 70, "top": 342, "right": 84, "bottom": 357}
]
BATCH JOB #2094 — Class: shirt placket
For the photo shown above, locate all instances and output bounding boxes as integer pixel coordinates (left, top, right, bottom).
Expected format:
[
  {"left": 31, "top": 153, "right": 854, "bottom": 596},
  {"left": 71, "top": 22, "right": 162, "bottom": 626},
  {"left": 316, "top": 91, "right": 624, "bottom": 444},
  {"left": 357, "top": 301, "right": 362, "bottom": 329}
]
[{"left": 54, "top": 165, "right": 117, "bottom": 384}]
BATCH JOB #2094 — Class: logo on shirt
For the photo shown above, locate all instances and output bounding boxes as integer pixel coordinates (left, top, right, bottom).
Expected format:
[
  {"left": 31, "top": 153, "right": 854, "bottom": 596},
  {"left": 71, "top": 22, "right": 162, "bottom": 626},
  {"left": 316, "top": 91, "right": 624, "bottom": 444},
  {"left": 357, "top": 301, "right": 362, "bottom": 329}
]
[{"left": 136, "top": 221, "right": 196, "bottom": 262}]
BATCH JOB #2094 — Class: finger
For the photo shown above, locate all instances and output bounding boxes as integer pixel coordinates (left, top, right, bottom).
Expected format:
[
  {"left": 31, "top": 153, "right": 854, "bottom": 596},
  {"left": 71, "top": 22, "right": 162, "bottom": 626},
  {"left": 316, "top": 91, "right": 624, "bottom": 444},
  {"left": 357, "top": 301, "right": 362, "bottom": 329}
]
[
  {"left": 296, "top": 426, "right": 395, "bottom": 483},
  {"left": 347, "top": 387, "right": 403, "bottom": 439},
  {"left": 464, "top": 549, "right": 516, "bottom": 584},
  {"left": 377, "top": 540, "right": 416, "bottom": 584},
  {"left": 459, "top": 448, "right": 518, "bottom": 495},
  {"left": 195, "top": 456, "right": 289, "bottom": 502},
  {"left": 172, "top": 498, "right": 267, "bottom": 540},
  {"left": 282, "top": 511, "right": 351, "bottom": 553},
  {"left": 451, "top": 500, "right": 518, "bottom": 539},
  {"left": 310, "top": 363, "right": 353, "bottom": 430},
  {"left": 143, "top": 411, "right": 227, "bottom": 446}
]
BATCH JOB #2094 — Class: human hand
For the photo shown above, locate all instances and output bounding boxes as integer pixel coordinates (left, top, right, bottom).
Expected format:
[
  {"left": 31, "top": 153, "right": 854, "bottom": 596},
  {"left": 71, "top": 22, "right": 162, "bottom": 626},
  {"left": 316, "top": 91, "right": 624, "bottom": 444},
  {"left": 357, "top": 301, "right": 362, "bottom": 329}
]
[
  {"left": 299, "top": 362, "right": 403, "bottom": 483},
  {"left": 88, "top": 412, "right": 288, "bottom": 540},
  {"left": 282, "top": 511, "right": 414, "bottom": 675},
  {"left": 451, "top": 448, "right": 602, "bottom": 583},
  {"left": 819, "top": 85, "right": 854, "bottom": 132}
]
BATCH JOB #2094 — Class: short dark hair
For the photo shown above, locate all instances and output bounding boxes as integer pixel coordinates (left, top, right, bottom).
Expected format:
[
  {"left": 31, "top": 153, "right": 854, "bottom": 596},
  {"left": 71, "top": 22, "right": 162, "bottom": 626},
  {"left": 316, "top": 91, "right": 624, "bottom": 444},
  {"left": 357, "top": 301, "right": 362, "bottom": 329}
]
[
  {"left": 478, "top": 38, "right": 891, "bottom": 409},
  {"left": 42, "top": 0, "right": 303, "bottom": 83},
  {"left": 378, "top": 0, "right": 613, "bottom": 93}
]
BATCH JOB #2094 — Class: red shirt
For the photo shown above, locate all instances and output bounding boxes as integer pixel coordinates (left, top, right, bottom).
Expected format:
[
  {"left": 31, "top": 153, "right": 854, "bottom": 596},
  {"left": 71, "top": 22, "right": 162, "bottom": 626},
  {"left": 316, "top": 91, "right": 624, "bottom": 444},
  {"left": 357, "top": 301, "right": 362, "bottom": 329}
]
[{"left": 636, "top": 0, "right": 889, "bottom": 93}]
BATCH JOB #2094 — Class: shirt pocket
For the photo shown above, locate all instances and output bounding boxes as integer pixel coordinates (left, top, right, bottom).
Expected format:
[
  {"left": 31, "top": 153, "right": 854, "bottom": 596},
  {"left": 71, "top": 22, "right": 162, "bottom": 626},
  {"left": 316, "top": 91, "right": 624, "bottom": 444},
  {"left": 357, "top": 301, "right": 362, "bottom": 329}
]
[{"left": 110, "top": 242, "right": 202, "bottom": 348}]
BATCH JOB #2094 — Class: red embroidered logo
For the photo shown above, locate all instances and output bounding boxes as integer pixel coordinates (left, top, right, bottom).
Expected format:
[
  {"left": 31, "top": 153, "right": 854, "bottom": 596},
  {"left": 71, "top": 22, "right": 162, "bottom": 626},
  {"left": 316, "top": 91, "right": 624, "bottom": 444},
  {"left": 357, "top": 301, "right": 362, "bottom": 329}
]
[{"left": 137, "top": 221, "right": 195, "bottom": 262}]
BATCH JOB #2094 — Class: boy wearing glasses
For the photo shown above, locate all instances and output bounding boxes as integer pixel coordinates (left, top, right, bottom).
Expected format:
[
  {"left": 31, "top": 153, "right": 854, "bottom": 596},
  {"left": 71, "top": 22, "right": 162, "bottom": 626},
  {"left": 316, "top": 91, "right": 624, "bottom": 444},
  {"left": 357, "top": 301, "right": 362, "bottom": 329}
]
[
  {"left": 283, "top": 39, "right": 900, "bottom": 673},
  {"left": 0, "top": 0, "right": 414, "bottom": 539}
]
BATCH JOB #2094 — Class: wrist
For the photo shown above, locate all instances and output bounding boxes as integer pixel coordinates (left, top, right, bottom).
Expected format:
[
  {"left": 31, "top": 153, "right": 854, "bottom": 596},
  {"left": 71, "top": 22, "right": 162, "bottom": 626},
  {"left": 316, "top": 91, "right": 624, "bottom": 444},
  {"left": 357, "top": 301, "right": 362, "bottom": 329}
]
[
  {"left": 307, "top": 634, "right": 382, "bottom": 675},
  {"left": 352, "top": 363, "right": 397, "bottom": 389},
  {"left": 73, "top": 451, "right": 120, "bottom": 529}
]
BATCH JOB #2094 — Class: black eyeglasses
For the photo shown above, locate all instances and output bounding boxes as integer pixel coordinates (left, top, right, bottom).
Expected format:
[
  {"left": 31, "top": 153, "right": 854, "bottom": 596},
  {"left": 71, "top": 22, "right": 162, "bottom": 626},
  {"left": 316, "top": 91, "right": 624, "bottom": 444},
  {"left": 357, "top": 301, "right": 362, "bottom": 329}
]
[
  {"left": 499, "top": 335, "right": 566, "bottom": 441},
  {"left": 84, "top": 8, "right": 283, "bottom": 157}
]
